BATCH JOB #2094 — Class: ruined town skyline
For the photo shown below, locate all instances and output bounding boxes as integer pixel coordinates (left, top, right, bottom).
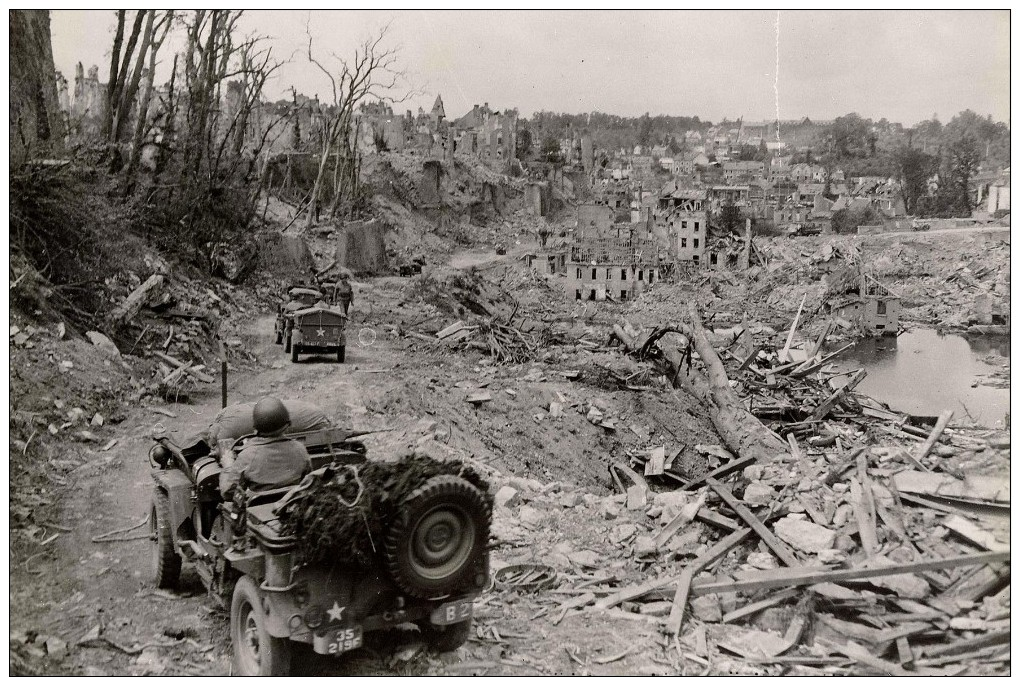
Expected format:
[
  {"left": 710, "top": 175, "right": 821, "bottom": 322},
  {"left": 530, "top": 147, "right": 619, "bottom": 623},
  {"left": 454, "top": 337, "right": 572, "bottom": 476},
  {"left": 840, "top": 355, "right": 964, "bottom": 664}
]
[{"left": 50, "top": 9, "right": 1010, "bottom": 127}]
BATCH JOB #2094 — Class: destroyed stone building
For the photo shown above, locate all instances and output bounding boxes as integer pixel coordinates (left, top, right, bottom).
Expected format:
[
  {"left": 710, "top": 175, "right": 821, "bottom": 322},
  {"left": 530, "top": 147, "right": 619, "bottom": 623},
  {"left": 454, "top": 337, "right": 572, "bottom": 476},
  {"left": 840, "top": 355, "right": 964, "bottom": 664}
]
[
  {"left": 657, "top": 187, "right": 709, "bottom": 266},
  {"left": 823, "top": 268, "right": 901, "bottom": 335},
  {"left": 565, "top": 237, "right": 660, "bottom": 301}
]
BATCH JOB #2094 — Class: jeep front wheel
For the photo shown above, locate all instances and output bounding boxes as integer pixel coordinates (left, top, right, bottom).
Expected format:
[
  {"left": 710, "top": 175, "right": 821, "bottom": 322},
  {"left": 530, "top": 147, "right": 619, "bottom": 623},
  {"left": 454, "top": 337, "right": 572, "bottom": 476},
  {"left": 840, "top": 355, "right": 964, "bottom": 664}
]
[
  {"left": 290, "top": 342, "right": 300, "bottom": 363},
  {"left": 337, "top": 345, "right": 346, "bottom": 363},
  {"left": 150, "top": 490, "right": 181, "bottom": 589},
  {"left": 231, "top": 575, "right": 292, "bottom": 676},
  {"left": 384, "top": 476, "right": 490, "bottom": 599}
]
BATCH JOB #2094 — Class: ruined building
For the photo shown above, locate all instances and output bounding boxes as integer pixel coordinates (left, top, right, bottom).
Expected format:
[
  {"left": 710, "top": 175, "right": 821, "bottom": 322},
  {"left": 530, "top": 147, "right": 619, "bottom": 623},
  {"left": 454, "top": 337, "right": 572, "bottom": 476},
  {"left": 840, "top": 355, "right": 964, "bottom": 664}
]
[
  {"left": 657, "top": 188, "right": 709, "bottom": 266},
  {"left": 822, "top": 268, "right": 901, "bottom": 336},
  {"left": 565, "top": 238, "right": 661, "bottom": 302},
  {"left": 452, "top": 102, "right": 518, "bottom": 163}
]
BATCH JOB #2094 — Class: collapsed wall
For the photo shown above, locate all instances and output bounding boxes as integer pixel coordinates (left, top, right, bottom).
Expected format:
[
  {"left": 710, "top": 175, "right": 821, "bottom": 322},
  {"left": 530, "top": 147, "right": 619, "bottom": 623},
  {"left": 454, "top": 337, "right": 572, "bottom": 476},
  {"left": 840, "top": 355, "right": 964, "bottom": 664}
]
[
  {"left": 335, "top": 219, "right": 389, "bottom": 274},
  {"left": 257, "top": 232, "right": 316, "bottom": 280}
]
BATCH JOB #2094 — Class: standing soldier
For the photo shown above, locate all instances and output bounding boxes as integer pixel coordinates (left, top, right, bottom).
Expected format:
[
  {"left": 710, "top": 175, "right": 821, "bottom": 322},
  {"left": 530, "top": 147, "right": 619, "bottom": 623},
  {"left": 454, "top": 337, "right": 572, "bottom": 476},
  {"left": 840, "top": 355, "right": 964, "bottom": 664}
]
[{"left": 333, "top": 271, "right": 354, "bottom": 315}]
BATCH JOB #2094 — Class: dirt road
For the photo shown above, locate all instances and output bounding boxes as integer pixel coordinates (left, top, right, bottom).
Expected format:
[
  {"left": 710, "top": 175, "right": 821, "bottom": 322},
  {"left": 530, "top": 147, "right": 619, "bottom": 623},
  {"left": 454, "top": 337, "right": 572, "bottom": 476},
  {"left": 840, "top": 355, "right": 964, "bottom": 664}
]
[
  {"left": 13, "top": 300, "right": 679, "bottom": 676},
  {"left": 11, "top": 312, "right": 445, "bottom": 675}
]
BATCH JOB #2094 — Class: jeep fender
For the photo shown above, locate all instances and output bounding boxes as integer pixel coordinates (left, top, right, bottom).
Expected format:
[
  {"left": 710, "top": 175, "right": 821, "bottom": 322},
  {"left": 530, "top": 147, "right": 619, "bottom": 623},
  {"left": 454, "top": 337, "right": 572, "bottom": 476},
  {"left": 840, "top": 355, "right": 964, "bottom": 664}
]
[
  {"left": 151, "top": 468, "right": 194, "bottom": 546},
  {"left": 292, "top": 328, "right": 304, "bottom": 346}
]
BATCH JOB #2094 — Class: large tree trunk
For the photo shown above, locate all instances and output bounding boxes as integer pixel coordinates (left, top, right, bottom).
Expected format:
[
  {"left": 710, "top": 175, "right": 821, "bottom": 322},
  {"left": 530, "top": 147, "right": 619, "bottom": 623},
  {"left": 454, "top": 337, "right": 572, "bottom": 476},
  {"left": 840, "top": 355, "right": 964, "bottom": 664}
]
[
  {"left": 102, "top": 10, "right": 126, "bottom": 140},
  {"left": 112, "top": 9, "right": 155, "bottom": 144}
]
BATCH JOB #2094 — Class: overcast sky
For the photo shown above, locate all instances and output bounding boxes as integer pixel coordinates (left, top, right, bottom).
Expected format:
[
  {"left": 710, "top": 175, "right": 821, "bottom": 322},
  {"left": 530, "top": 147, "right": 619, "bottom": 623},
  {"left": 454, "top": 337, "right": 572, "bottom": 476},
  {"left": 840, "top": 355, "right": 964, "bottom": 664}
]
[{"left": 50, "top": 10, "right": 1009, "bottom": 126}]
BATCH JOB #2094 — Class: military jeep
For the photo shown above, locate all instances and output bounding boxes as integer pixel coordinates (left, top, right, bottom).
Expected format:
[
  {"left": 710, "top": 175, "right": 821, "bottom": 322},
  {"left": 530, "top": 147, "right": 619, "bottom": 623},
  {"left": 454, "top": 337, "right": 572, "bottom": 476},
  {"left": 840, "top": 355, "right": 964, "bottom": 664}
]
[
  {"left": 288, "top": 306, "right": 347, "bottom": 363},
  {"left": 275, "top": 287, "right": 324, "bottom": 349},
  {"left": 148, "top": 425, "right": 491, "bottom": 675}
]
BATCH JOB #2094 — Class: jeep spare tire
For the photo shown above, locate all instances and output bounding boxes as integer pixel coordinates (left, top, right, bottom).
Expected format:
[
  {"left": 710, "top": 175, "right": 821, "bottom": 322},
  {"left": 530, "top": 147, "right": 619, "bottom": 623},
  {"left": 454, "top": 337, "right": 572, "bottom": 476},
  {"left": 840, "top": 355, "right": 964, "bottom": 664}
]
[{"left": 384, "top": 475, "right": 490, "bottom": 599}]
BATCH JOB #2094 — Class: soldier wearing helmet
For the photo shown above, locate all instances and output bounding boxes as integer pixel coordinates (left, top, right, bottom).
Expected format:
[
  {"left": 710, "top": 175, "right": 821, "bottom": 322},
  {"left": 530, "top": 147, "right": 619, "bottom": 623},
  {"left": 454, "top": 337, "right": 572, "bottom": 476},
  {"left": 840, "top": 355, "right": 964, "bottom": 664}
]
[
  {"left": 332, "top": 271, "right": 354, "bottom": 315},
  {"left": 219, "top": 396, "right": 312, "bottom": 500}
]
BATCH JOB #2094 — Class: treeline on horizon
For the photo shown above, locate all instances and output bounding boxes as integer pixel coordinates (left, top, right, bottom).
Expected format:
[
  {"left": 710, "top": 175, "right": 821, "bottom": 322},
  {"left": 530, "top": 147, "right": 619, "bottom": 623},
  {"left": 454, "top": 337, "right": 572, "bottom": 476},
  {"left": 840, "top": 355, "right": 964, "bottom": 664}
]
[{"left": 519, "top": 109, "right": 1010, "bottom": 175}]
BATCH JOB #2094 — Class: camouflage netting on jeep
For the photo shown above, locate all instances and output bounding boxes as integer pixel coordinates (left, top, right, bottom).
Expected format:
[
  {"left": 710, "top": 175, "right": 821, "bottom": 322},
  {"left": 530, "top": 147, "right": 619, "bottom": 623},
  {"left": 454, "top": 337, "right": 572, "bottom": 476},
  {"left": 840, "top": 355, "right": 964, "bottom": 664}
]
[{"left": 273, "top": 454, "right": 491, "bottom": 567}]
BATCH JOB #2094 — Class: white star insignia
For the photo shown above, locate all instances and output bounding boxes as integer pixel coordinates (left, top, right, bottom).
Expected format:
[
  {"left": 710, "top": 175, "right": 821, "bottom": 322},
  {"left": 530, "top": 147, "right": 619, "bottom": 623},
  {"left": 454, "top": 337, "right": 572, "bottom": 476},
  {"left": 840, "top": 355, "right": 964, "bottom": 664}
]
[
  {"left": 316, "top": 328, "right": 326, "bottom": 337},
  {"left": 326, "top": 601, "right": 346, "bottom": 622}
]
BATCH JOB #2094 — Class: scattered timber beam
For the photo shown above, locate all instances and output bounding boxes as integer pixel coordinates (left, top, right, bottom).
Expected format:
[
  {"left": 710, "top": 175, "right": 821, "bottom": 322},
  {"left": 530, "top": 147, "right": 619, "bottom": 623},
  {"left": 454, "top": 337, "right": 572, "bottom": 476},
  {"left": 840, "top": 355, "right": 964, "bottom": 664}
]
[
  {"left": 892, "top": 470, "right": 1009, "bottom": 504},
  {"left": 696, "top": 507, "right": 740, "bottom": 532},
  {"left": 691, "top": 551, "right": 1011, "bottom": 596},
  {"left": 793, "top": 343, "right": 855, "bottom": 378},
  {"left": 825, "top": 639, "right": 913, "bottom": 676},
  {"left": 665, "top": 527, "right": 752, "bottom": 635},
  {"left": 920, "top": 630, "right": 1010, "bottom": 658},
  {"left": 942, "top": 515, "right": 1009, "bottom": 551},
  {"left": 721, "top": 588, "right": 798, "bottom": 623},
  {"left": 914, "top": 410, "right": 954, "bottom": 462},
  {"left": 595, "top": 572, "right": 684, "bottom": 610},
  {"left": 110, "top": 273, "right": 164, "bottom": 326},
  {"left": 804, "top": 369, "right": 867, "bottom": 422},
  {"left": 680, "top": 454, "right": 756, "bottom": 490},
  {"left": 807, "top": 319, "right": 833, "bottom": 359},
  {"left": 705, "top": 477, "right": 801, "bottom": 567},
  {"left": 153, "top": 351, "right": 215, "bottom": 383},
  {"left": 778, "top": 293, "right": 807, "bottom": 363}
]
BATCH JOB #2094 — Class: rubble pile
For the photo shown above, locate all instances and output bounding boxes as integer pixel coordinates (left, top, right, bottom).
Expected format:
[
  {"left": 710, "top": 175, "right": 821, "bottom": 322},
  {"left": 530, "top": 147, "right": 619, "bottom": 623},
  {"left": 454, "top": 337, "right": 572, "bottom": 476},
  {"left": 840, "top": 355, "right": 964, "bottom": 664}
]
[
  {"left": 475, "top": 334, "right": 1010, "bottom": 674},
  {"left": 629, "top": 233, "right": 1011, "bottom": 340}
]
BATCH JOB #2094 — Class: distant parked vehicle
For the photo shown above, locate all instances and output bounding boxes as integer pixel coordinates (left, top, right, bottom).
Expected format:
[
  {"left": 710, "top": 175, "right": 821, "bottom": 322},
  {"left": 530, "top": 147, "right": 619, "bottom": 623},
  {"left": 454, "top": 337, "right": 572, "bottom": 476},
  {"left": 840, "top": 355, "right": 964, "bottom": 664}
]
[{"left": 911, "top": 222, "right": 931, "bottom": 232}]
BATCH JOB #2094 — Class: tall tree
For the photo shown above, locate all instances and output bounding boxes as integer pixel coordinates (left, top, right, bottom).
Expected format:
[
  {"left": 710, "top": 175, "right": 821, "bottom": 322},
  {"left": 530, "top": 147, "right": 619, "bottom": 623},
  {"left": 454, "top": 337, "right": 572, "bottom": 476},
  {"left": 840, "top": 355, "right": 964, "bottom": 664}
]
[
  {"left": 305, "top": 24, "right": 411, "bottom": 226},
  {"left": 894, "top": 145, "right": 937, "bottom": 215}
]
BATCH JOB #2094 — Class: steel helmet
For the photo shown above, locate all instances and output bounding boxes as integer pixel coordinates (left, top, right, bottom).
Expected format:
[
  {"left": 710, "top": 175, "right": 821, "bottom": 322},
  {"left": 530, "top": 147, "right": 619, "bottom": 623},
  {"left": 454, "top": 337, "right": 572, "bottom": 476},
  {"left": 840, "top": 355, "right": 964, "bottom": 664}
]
[{"left": 253, "top": 397, "right": 290, "bottom": 436}]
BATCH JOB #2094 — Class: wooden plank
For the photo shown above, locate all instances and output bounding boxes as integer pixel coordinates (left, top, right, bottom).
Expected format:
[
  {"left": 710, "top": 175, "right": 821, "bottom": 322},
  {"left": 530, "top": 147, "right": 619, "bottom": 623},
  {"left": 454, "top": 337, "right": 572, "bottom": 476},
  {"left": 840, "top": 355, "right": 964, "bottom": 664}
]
[
  {"left": 914, "top": 410, "right": 954, "bottom": 461},
  {"left": 737, "top": 345, "right": 758, "bottom": 372},
  {"left": 873, "top": 622, "right": 934, "bottom": 644},
  {"left": 826, "top": 639, "right": 913, "bottom": 676},
  {"left": 696, "top": 507, "right": 740, "bottom": 532},
  {"left": 595, "top": 573, "right": 683, "bottom": 610},
  {"left": 794, "top": 342, "right": 855, "bottom": 378},
  {"left": 665, "top": 527, "right": 752, "bottom": 635},
  {"left": 690, "top": 551, "right": 1012, "bottom": 596},
  {"left": 920, "top": 629, "right": 1010, "bottom": 658},
  {"left": 680, "top": 453, "right": 756, "bottom": 490},
  {"left": 892, "top": 471, "right": 1009, "bottom": 504},
  {"left": 721, "top": 588, "right": 798, "bottom": 623},
  {"left": 807, "top": 319, "right": 833, "bottom": 359},
  {"left": 896, "top": 637, "right": 914, "bottom": 668},
  {"left": 153, "top": 351, "right": 215, "bottom": 383},
  {"left": 942, "top": 515, "right": 1009, "bottom": 551},
  {"left": 805, "top": 369, "right": 866, "bottom": 422},
  {"left": 663, "top": 446, "right": 683, "bottom": 471},
  {"left": 436, "top": 320, "right": 466, "bottom": 339},
  {"left": 706, "top": 477, "right": 801, "bottom": 568},
  {"left": 852, "top": 455, "right": 879, "bottom": 556},
  {"left": 898, "top": 492, "right": 1011, "bottom": 520},
  {"left": 778, "top": 292, "right": 806, "bottom": 363},
  {"left": 643, "top": 446, "right": 666, "bottom": 477}
]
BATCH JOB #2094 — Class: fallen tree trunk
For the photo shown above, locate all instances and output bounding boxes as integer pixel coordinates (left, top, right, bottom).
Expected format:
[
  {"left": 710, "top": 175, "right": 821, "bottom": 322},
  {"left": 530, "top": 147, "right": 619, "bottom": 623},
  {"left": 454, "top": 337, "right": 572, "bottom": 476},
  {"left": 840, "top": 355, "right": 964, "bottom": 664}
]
[
  {"left": 612, "top": 304, "right": 786, "bottom": 460},
  {"left": 683, "top": 302, "right": 787, "bottom": 459}
]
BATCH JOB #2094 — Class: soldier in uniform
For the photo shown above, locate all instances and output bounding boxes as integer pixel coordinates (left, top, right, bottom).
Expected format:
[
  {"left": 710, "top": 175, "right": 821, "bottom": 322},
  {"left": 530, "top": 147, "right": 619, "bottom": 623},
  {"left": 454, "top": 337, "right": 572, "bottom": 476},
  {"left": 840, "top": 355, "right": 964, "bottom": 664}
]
[
  {"left": 219, "top": 397, "right": 312, "bottom": 500},
  {"left": 333, "top": 271, "right": 354, "bottom": 315}
]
